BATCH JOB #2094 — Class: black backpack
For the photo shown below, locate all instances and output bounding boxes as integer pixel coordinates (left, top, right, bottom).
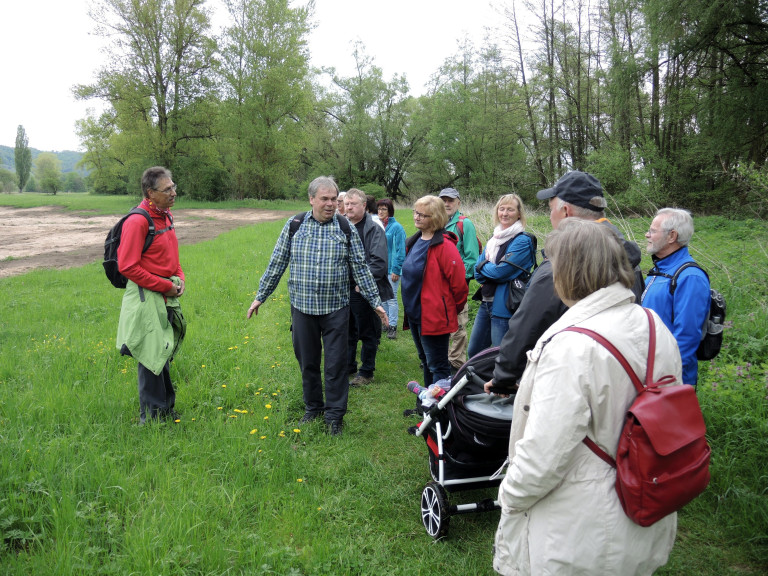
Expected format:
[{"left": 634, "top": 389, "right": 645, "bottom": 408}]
[
  {"left": 647, "top": 262, "right": 726, "bottom": 360},
  {"left": 103, "top": 207, "right": 169, "bottom": 288}
]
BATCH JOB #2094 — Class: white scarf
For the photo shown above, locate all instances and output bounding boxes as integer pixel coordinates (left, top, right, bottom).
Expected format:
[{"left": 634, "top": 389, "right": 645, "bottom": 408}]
[{"left": 484, "top": 220, "right": 525, "bottom": 263}]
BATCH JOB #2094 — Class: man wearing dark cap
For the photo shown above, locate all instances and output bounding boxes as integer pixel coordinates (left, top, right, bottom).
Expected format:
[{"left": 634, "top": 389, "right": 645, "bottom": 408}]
[
  {"left": 485, "top": 170, "right": 645, "bottom": 394},
  {"left": 439, "top": 187, "right": 480, "bottom": 371}
]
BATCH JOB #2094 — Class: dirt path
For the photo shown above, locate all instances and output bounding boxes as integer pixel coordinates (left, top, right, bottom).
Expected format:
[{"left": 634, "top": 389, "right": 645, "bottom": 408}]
[{"left": 0, "top": 205, "right": 293, "bottom": 279}]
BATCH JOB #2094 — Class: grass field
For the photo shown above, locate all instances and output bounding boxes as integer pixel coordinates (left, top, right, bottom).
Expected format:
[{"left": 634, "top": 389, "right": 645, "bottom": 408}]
[{"left": 0, "top": 193, "right": 766, "bottom": 574}]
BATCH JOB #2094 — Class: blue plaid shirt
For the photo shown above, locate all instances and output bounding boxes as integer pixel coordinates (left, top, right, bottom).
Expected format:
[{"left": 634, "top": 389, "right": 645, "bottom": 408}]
[{"left": 256, "top": 212, "right": 382, "bottom": 315}]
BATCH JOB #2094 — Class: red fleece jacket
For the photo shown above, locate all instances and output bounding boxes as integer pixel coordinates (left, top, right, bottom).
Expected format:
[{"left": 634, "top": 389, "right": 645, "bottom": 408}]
[{"left": 117, "top": 200, "right": 184, "bottom": 294}]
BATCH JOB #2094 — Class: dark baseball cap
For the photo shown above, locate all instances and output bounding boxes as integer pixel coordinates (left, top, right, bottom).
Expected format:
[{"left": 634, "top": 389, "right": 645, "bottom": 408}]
[
  {"left": 438, "top": 187, "right": 460, "bottom": 199},
  {"left": 536, "top": 171, "right": 607, "bottom": 211}
]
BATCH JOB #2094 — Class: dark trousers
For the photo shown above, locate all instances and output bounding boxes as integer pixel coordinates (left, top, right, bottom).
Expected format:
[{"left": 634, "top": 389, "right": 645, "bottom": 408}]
[
  {"left": 138, "top": 361, "right": 175, "bottom": 422},
  {"left": 291, "top": 305, "right": 349, "bottom": 423},
  {"left": 409, "top": 323, "right": 451, "bottom": 387},
  {"left": 347, "top": 291, "right": 381, "bottom": 378}
]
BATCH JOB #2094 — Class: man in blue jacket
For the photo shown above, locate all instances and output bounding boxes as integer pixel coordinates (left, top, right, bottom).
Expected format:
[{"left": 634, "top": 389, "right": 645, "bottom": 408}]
[{"left": 641, "top": 208, "right": 710, "bottom": 386}]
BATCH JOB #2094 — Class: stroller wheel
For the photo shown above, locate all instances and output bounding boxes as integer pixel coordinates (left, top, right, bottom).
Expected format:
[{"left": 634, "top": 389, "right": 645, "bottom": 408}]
[{"left": 421, "top": 481, "right": 450, "bottom": 539}]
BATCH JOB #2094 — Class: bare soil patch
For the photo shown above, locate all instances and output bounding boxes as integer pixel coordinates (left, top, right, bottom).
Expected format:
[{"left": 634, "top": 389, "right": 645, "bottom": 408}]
[{"left": 0, "top": 205, "right": 292, "bottom": 279}]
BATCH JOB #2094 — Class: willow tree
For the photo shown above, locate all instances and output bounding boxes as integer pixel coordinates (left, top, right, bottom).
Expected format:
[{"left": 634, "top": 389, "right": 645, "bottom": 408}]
[{"left": 325, "top": 43, "right": 422, "bottom": 197}]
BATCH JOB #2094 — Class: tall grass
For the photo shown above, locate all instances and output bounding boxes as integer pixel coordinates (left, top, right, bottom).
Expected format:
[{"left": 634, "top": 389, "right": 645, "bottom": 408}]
[{"left": 0, "top": 196, "right": 766, "bottom": 574}]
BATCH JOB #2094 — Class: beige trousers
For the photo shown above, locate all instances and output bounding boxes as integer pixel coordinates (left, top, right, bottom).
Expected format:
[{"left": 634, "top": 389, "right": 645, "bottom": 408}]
[{"left": 448, "top": 301, "right": 469, "bottom": 370}]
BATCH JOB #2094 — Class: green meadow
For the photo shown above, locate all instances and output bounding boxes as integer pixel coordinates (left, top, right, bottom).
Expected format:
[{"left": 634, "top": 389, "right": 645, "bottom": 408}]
[{"left": 0, "top": 194, "right": 766, "bottom": 574}]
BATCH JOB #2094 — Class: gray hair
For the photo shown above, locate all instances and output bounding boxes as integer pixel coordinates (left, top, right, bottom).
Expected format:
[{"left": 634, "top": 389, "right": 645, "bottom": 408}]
[
  {"left": 308, "top": 176, "right": 339, "bottom": 198},
  {"left": 546, "top": 219, "right": 634, "bottom": 302},
  {"left": 141, "top": 166, "right": 172, "bottom": 197},
  {"left": 345, "top": 188, "right": 367, "bottom": 204},
  {"left": 556, "top": 197, "right": 604, "bottom": 220},
  {"left": 656, "top": 208, "right": 694, "bottom": 246}
]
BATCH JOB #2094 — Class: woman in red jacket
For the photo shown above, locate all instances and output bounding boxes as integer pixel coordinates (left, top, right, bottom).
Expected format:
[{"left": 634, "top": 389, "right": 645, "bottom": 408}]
[{"left": 401, "top": 195, "right": 469, "bottom": 388}]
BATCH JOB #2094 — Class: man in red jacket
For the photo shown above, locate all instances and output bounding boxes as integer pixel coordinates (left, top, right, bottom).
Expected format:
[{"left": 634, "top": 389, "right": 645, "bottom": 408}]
[{"left": 117, "top": 166, "right": 185, "bottom": 424}]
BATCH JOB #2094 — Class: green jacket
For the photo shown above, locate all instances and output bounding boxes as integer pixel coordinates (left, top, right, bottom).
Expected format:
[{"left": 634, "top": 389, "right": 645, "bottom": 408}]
[
  {"left": 116, "top": 278, "right": 186, "bottom": 375},
  {"left": 444, "top": 212, "right": 480, "bottom": 279}
]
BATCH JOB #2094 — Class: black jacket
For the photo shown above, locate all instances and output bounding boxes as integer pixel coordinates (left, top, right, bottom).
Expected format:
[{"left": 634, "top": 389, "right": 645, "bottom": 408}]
[
  {"left": 490, "top": 221, "right": 643, "bottom": 393},
  {"left": 352, "top": 213, "right": 394, "bottom": 302}
]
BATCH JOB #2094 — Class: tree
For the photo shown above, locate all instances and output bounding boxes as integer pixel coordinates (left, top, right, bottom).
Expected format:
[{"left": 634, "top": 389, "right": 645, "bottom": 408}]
[
  {"left": 217, "top": 0, "right": 315, "bottom": 199},
  {"left": 35, "top": 153, "right": 62, "bottom": 195},
  {"left": 76, "top": 0, "right": 219, "bottom": 198},
  {"left": 14, "top": 125, "right": 32, "bottom": 193},
  {"left": 0, "top": 168, "right": 16, "bottom": 193},
  {"left": 63, "top": 172, "right": 86, "bottom": 192}
]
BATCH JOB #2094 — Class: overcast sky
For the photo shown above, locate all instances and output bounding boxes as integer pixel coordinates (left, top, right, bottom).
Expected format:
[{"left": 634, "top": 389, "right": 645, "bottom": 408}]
[{"left": 0, "top": 0, "right": 503, "bottom": 152}]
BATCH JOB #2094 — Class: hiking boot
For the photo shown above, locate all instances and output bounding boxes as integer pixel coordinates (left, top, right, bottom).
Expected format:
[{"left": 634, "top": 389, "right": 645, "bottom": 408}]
[
  {"left": 327, "top": 420, "right": 343, "bottom": 436},
  {"left": 350, "top": 374, "right": 374, "bottom": 387},
  {"left": 299, "top": 412, "right": 320, "bottom": 424},
  {"left": 387, "top": 326, "right": 397, "bottom": 340}
]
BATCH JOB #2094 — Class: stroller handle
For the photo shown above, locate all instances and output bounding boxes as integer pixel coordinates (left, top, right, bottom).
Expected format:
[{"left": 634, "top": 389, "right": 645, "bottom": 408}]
[{"left": 415, "top": 367, "right": 483, "bottom": 437}]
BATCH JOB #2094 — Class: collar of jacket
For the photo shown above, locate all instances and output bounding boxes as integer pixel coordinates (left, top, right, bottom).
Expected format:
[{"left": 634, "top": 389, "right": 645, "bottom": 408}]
[
  {"left": 650, "top": 245, "right": 690, "bottom": 272},
  {"left": 405, "top": 229, "right": 459, "bottom": 252}
]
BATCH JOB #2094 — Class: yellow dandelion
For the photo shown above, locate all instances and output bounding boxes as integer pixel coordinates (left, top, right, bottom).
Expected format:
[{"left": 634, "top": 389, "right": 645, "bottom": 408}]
[
  {"left": 230, "top": 415, "right": 237, "bottom": 418},
  {"left": 296, "top": 478, "right": 303, "bottom": 483},
  {"left": 174, "top": 419, "right": 180, "bottom": 423},
  {"left": 201, "top": 364, "right": 206, "bottom": 368},
  {"left": 272, "top": 392, "right": 278, "bottom": 397},
  {"left": 260, "top": 435, "right": 266, "bottom": 440},
  {"left": 217, "top": 407, "right": 223, "bottom": 410},
  {"left": 265, "top": 404, "right": 272, "bottom": 409},
  {"left": 222, "top": 384, "right": 227, "bottom": 388},
  {"left": 250, "top": 429, "right": 257, "bottom": 435},
  {"left": 263, "top": 416, "right": 269, "bottom": 420},
  {"left": 293, "top": 428, "right": 301, "bottom": 434}
]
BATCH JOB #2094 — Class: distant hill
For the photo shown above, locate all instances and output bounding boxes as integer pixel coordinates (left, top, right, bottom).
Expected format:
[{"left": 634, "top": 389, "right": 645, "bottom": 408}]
[{"left": 0, "top": 145, "right": 86, "bottom": 175}]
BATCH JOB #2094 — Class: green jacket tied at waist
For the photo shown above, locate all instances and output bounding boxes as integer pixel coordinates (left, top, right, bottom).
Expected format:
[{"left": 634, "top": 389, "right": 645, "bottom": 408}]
[{"left": 116, "top": 276, "right": 186, "bottom": 375}]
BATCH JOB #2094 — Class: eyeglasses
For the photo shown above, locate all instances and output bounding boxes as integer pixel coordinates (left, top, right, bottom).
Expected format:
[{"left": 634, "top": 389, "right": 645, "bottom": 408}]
[
  {"left": 413, "top": 210, "right": 432, "bottom": 219},
  {"left": 155, "top": 184, "right": 177, "bottom": 194}
]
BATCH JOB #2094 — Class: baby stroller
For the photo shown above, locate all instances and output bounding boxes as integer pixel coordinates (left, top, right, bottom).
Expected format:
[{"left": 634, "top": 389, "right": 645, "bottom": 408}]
[{"left": 413, "top": 346, "right": 515, "bottom": 539}]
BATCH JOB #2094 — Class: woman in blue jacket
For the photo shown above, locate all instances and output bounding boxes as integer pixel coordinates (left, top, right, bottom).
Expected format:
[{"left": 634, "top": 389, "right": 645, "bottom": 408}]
[
  {"left": 468, "top": 194, "right": 535, "bottom": 358},
  {"left": 377, "top": 198, "right": 406, "bottom": 340}
]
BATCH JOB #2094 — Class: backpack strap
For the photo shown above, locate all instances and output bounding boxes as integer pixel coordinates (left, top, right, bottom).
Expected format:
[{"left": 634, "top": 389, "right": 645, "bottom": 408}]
[
  {"left": 456, "top": 214, "right": 466, "bottom": 240},
  {"left": 129, "top": 207, "right": 156, "bottom": 253},
  {"left": 289, "top": 212, "right": 351, "bottom": 244},
  {"left": 561, "top": 308, "right": 661, "bottom": 468},
  {"left": 647, "top": 261, "right": 709, "bottom": 323},
  {"left": 647, "top": 261, "right": 708, "bottom": 296}
]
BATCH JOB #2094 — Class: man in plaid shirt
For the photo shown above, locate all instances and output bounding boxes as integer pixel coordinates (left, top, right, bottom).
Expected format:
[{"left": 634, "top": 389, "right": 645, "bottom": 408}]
[{"left": 247, "top": 176, "right": 387, "bottom": 436}]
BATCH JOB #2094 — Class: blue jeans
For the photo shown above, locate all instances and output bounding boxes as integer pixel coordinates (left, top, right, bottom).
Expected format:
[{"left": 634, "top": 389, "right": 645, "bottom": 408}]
[
  {"left": 468, "top": 301, "right": 510, "bottom": 359},
  {"left": 383, "top": 276, "right": 400, "bottom": 328},
  {"left": 409, "top": 323, "right": 451, "bottom": 387}
]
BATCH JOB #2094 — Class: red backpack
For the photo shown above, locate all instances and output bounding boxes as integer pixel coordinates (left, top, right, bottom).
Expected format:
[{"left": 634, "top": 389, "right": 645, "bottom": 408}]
[
  {"left": 456, "top": 214, "right": 483, "bottom": 253},
  {"left": 564, "top": 308, "right": 711, "bottom": 527}
]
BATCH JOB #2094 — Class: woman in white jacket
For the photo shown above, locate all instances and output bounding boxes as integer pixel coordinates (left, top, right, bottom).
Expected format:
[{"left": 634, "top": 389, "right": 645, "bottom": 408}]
[{"left": 493, "top": 219, "right": 680, "bottom": 575}]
